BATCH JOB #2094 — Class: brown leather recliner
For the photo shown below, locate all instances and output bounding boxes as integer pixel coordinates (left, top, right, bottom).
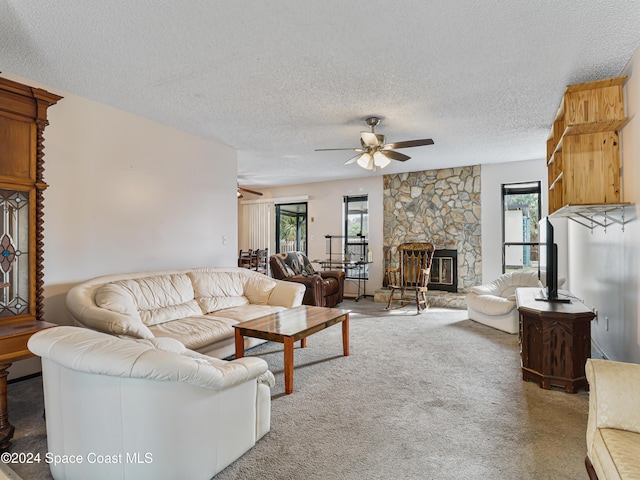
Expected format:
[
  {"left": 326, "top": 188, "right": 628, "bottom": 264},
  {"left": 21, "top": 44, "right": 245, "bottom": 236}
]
[{"left": 269, "top": 252, "right": 345, "bottom": 307}]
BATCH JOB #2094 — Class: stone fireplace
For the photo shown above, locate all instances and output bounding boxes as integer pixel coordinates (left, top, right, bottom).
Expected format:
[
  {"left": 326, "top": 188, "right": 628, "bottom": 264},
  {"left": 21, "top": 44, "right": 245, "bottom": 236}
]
[{"left": 382, "top": 166, "right": 482, "bottom": 295}]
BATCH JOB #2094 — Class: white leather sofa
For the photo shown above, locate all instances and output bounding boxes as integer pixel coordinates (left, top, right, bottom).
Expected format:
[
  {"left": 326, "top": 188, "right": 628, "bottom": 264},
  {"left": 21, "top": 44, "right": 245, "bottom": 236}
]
[
  {"left": 66, "top": 267, "right": 305, "bottom": 358},
  {"left": 585, "top": 358, "right": 640, "bottom": 480},
  {"left": 465, "top": 270, "right": 541, "bottom": 334},
  {"left": 28, "top": 326, "right": 275, "bottom": 480}
]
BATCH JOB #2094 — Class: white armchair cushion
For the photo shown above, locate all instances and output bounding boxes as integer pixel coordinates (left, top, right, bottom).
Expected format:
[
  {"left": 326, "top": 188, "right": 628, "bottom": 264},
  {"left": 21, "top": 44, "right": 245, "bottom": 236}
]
[{"left": 467, "top": 294, "right": 516, "bottom": 316}]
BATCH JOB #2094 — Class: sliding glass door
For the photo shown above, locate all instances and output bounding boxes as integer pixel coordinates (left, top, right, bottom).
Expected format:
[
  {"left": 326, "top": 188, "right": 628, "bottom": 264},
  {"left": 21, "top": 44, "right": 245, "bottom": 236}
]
[{"left": 275, "top": 202, "right": 307, "bottom": 254}]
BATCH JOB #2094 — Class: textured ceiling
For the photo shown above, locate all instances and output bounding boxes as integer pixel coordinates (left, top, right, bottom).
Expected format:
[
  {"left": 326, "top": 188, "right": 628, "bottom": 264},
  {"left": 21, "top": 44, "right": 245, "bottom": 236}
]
[{"left": 2, "top": 1, "right": 640, "bottom": 188}]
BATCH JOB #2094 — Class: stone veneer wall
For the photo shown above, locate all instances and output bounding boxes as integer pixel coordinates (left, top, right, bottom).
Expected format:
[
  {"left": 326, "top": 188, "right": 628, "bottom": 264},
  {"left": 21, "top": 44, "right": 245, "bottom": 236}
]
[{"left": 383, "top": 166, "right": 482, "bottom": 293}]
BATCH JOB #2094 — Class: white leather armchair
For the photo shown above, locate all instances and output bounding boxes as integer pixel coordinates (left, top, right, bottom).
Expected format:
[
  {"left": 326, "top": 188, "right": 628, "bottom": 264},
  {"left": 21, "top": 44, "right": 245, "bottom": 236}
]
[
  {"left": 585, "top": 359, "right": 640, "bottom": 480},
  {"left": 465, "top": 270, "right": 541, "bottom": 334},
  {"left": 28, "top": 326, "right": 275, "bottom": 480}
]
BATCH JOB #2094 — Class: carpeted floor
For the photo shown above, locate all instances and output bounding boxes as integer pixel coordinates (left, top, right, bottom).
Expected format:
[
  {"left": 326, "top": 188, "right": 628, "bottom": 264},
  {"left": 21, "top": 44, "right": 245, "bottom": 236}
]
[{"left": 4, "top": 299, "right": 590, "bottom": 479}]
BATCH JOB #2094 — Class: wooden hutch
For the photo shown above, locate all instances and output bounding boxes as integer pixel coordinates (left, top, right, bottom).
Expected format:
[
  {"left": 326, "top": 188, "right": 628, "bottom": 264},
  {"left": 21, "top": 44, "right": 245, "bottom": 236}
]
[{"left": 0, "top": 76, "right": 61, "bottom": 450}]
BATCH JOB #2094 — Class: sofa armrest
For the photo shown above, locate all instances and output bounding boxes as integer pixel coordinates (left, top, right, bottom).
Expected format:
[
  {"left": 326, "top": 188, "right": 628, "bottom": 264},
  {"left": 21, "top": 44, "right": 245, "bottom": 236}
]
[
  {"left": 320, "top": 270, "right": 345, "bottom": 284},
  {"left": 585, "top": 359, "right": 640, "bottom": 454},
  {"left": 470, "top": 284, "right": 499, "bottom": 296},
  {"left": 268, "top": 279, "right": 305, "bottom": 307},
  {"left": 280, "top": 275, "right": 324, "bottom": 306},
  {"left": 66, "top": 299, "right": 154, "bottom": 340},
  {"left": 30, "top": 326, "right": 273, "bottom": 392},
  {"left": 320, "top": 270, "right": 345, "bottom": 303}
]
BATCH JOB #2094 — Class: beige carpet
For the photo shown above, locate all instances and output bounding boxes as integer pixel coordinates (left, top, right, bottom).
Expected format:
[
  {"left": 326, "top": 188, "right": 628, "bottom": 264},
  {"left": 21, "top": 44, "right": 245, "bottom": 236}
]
[{"left": 6, "top": 299, "right": 590, "bottom": 479}]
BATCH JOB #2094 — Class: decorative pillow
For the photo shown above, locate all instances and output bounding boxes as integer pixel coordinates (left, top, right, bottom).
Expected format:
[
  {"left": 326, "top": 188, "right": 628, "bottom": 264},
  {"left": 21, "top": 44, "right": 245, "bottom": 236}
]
[
  {"left": 277, "top": 252, "right": 318, "bottom": 277},
  {"left": 287, "top": 252, "right": 305, "bottom": 274},
  {"left": 273, "top": 253, "right": 296, "bottom": 277}
]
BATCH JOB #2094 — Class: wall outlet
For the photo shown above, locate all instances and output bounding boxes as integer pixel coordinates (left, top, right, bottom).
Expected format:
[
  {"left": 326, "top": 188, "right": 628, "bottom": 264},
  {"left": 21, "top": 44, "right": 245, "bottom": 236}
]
[{"left": 222, "top": 235, "right": 227, "bottom": 245}]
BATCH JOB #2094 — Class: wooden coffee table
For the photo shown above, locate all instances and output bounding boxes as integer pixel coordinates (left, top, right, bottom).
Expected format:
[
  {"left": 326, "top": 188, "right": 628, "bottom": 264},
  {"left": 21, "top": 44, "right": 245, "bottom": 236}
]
[{"left": 233, "top": 306, "right": 350, "bottom": 394}]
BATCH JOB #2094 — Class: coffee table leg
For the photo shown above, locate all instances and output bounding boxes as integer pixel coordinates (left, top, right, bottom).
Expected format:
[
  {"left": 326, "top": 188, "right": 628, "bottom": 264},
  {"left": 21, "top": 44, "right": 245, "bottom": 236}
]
[
  {"left": 234, "top": 329, "right": 245, "bottom": 359},
  {"left": 300, "top": 338, "right": 307, "bottom": 348},
  {"left": 342, "top": 314, "right": 350, "bottom": 356},
  {"left": 284, "top": 336, "right": 295, "bottom": 394}
]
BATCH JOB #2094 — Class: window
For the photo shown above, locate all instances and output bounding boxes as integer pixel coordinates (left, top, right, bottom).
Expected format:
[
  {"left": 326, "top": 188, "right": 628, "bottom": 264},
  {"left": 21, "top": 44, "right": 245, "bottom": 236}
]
[
  {"left": 343, "top": 195, "right": 369, "bottom": 279},
  {"left": 343, "top": 195, "right": 368, "bottom": 239},
  {"left": 275, "top": 202, "right": 307, "bottom": 254},
  {"left": 501, "top": 182, "right": 541, "bottom": 274}
]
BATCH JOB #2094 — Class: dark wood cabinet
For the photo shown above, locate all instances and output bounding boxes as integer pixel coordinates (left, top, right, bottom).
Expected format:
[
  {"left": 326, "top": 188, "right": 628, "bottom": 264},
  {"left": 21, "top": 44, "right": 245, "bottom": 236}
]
[{"left": 516, "top": 287, "right": 595, "bottom": 393}]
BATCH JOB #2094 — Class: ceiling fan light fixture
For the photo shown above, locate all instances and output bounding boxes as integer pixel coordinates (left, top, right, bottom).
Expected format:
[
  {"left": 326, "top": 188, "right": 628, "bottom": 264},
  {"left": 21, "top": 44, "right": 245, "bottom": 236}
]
[
  {"left": 356, "top": 152, "right": 373, "bottom": 170},
  {"left": 317, "top": 116, "right": 434, "bottom": 171},
  {"left": 373, "top": 150, "right": 391, "bottom": 168}
]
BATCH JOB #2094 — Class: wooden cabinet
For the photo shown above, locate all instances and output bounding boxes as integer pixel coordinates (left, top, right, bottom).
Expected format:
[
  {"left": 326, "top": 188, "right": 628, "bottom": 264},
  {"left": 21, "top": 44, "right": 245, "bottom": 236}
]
[
  {"left": 547, "top": 77, "right": 628, "bottom": 214},
  {"left": 0, "top": 76, "right": 61, "bottom": 450},
  {"left": 516, "top": 288, "right": 595, "bottom": 393}
]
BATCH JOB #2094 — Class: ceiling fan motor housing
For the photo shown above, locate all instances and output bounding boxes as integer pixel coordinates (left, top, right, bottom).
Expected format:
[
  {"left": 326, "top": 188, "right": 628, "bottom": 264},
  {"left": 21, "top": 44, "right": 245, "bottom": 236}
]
[{"left": 366, "top": 116, "right": 381, "bottom": 129}]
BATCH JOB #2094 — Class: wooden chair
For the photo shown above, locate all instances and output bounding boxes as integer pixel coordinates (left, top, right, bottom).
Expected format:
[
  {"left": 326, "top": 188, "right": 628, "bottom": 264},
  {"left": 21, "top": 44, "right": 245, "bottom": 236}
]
[
  {"left": 238, "top": 249, "right": 255, "bottom": 269},
  {"left": 254, "top": 248, "right": 268, "bottom": 274},
  {"left": 386, "top": 242, "right": 435, "bottom": 313}
]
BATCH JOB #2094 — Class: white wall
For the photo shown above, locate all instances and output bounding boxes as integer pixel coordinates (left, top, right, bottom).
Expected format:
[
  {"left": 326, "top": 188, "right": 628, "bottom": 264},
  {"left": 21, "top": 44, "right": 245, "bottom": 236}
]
[
  {"left": 5, "top": 73, "right": 238, "bottom": 378},
  {"left": 568, "top": 48, "right": 640, "bottom": 363},
  {"left": 480, "top": 159, "right": 548, "bottom": 283},
  {"left": 241, "top": 176, "right": 384, "bottom": 298}
]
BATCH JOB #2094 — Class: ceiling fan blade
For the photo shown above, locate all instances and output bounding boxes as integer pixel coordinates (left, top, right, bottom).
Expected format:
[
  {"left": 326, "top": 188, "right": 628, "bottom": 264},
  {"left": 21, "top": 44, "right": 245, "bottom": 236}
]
[
  {"left": 382, "top": 150, "right": 411, "bottom": 162},
  {"left": 344, "top": 153, "right": 363, "bottom": 165},
  {"left": 238, "top": 186, "right": 263, "bottom": 196},
  {"left": 315, "top": 147, "right": 364, "bottom": 152},
  {"left": 361, "top": 131, "right": 381, "bottom": 147},
  {"left": 385, "top": 138, "right": 434, "bottom": 149}
]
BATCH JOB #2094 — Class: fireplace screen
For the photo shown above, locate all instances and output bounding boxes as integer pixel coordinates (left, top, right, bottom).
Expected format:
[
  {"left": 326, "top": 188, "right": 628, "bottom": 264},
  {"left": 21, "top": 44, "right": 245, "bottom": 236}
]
[{"left": 428, "top": 249, "right": 457, "bottom": 292}]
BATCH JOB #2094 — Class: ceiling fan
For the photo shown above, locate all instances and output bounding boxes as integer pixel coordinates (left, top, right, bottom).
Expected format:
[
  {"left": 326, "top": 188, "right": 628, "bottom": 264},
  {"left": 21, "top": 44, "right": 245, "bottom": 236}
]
[
  {"left": 315, "top": 116, "right": 434, "bottom": 171},
  {"left": 237, "top": 184, "right": 263, "bottom": 198}
]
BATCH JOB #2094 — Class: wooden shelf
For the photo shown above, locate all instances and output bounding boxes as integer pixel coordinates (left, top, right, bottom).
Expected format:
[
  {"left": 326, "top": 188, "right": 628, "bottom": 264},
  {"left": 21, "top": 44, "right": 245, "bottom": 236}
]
[
  {"left": 549, "top": 171, "right": 563, "bottom": 190},
  {"left": 563, "top": 118, "right": 629, "bottom": 136},
  {"left": 547, "top": 76, "right": 627, "bottom": 215}
]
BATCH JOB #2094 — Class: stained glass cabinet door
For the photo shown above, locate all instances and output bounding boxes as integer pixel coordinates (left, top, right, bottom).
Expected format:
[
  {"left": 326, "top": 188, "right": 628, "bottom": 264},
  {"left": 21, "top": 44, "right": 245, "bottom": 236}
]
[{"left": 0, "top": 187, "right": 32, "bottom": 318}]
